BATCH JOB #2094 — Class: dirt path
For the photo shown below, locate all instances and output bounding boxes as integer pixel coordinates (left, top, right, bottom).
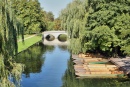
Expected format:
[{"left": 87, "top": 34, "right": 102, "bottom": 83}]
[{"left": 18, "top": 34, "right": 36, "bottom": 42}]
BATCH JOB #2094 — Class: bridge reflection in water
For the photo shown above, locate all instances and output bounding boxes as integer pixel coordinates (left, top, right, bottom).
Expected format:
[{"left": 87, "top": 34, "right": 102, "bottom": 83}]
[
  {"left": 43, "top": 31, "right": 69, "bottom": 45},
  {"left": 43, "top": 39, "right": 69, "bottom": 45}
]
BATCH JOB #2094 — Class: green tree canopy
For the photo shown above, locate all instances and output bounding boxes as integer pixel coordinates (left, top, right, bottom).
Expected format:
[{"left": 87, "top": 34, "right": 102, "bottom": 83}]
[
  {"left": 60, "top": 0, "right": 130, "bottom": 56},
  {"left": 13, "top": 0, "right": 46, "bottom": 34}
]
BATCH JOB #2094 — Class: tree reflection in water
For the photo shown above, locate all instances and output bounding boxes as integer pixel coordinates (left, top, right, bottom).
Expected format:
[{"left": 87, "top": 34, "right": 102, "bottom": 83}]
[
  {"left": 15, "top": 42, "right": 49, "bottom": 77},
  {"left": 62, "top": 58, "right": 130, "bottom": 87},
  {"left": 58, "top": 45, "right": 68, "bottom": 51}
]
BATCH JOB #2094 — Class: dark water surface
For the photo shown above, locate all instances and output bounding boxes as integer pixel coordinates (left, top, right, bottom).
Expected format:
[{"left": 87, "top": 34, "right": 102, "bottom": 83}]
[{"left": 15, "top": 42, "right": 130, "bottom": 87}]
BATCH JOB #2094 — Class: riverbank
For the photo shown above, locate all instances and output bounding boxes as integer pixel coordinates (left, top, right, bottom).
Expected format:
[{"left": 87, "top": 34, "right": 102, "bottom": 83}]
[{"left": 18, "top": 34, "right": 42, "bottom": 53}]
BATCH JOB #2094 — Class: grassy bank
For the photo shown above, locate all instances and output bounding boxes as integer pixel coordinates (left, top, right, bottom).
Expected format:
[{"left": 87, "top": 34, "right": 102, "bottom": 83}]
[
  {"left": 18, "top": 35, "right": 42, "bottom": 53},
  {"left": 17, "top": 34, "right": 32, "bottom": 41}
]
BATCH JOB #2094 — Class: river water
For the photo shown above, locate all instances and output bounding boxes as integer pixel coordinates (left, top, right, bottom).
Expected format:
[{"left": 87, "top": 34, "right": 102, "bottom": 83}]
[{"left": 15, "top": 42, "right": 130, "bottom": 87}]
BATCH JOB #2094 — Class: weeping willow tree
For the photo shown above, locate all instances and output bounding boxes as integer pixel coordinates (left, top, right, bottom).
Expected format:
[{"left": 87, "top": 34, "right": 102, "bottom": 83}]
[
  {"left": 0, "top": 0, "right": 24, "bottom": 87},
  {"left": 60, "top": 0, "right": 90, "bottom": 54}
]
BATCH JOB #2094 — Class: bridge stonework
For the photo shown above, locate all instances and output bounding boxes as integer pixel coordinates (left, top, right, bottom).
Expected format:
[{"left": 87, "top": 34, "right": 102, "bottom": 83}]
[{"left": 43, "top": 31, "right": 68, "bottom": 39}]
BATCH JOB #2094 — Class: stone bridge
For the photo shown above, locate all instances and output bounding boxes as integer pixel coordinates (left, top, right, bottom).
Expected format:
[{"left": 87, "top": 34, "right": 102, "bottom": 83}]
[
  {"left": 42, "top": 31, "right": 69, "bottom": 45},
  {"left": 43, "top": 31, "right": 68, "bottom": 39}
]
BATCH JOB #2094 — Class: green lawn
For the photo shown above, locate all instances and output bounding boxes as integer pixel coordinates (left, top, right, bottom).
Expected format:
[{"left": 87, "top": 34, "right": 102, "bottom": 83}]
[
  {"left": 18, "top": 35, "right": 42, "bottom": 53},
  {"left": 17, "top": 34, "right": 32, "bottom": 41}
]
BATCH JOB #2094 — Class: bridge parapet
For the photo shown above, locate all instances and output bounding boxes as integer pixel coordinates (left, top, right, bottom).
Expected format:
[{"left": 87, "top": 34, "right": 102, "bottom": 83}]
[{"left": 43, "top": 31, "right": 68, "bottom": 39}]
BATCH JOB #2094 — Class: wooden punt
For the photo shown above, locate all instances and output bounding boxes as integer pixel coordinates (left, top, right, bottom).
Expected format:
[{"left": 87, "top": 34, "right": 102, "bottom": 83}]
[
  {"left": 111, "top": 71, "right": 124, "bottom": 74},
  {"left": 88, "top": 61, "right": 108, "bottom": 64},
  {"left": 76, "top": 74, "right": 124, "bottom": 78},
  {"left": 73, "top": 59, "right": 83, "bottom": 62},
  {"left": 106, "top": 65, "right": 117, "bottom": 68},
  {"left": 107, "top": 67, "right": 118, "bottom": 71},
  {"left": 79, "top": 53, "right": 104, "bottom": 58},
  {"left": 84, "top": 58, "right": 103, "bottom": 60},
  {"left": 74, "top": 66, "right": 89, "bottom": 70},
  {"left": 79, "top": 54, "right": 94, "bottom": 58},
  {"left": 84, "top": 60, "right": 99, "bottom": 63},
  {"left": 90, "top": 71, "right": 112, "bottom": 74},
  {"left": 76, "top": 71, "right": 91, "bottom": 75},
  {"left": 74, "top": 67, "right": 84, "bottom": 70},
  {"left": 73, "top": 53, "right": 126, "bottom": 78},
  {"left": 73, "top": 61, "right": 83, "bottom": 65},
  {"left": 74, "top": 65, "right": 84, "bottom": 68},
  {"left": 72, "top": 57, "right": 84, "bottom": 60},
  {"left": 75, "top": 69, "right": 87, "bottom": 73},
  {"left": 89, "top": 68, "right": 110, "bottom": 72},
  {"left": 87, "top": 65, "right": 106, "bottom": 68},
  {"left": 83, "top": 59, "right": 99, "bottom": 61},
  {"left": 72, "top": 54, "right": 79, "bottom": 58}
]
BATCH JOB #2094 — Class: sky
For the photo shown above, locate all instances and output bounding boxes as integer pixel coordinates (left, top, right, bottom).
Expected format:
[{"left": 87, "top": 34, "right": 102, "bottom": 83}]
[{"left": 38, "top": 0, "right": 72, "bottom": 18}]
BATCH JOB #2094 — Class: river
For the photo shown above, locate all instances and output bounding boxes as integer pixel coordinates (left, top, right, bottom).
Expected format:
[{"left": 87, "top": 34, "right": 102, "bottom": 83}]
[{"left": 15, "top": 42, "right": 130, "bottom": 87}]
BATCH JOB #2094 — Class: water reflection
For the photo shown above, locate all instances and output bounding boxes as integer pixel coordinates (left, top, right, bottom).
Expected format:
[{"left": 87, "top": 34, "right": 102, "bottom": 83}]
[
  {"left": 14, "top": 42, "right": 130, "bottom": 87},
  {"left": 62, "top": 58, "right": 130, "bottom": 87},
  {"left": 15, "top": 42, "right": 46, "bottom": 77},
  {"left": 16, "top": 43, "right": 70, "bottom": 87},
  {"left": 58, "top": 45, "right": 68, "bottom": 51}
]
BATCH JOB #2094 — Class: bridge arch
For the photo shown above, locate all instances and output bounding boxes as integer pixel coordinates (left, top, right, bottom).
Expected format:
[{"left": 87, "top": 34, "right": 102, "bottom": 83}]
[
  {"left": 45, "top": 34, "right": 55, "bottom": 41},
  {"left": 57, "top": 34, "right": 67, "bottom": 42},
  {"left": 42, "top": 31, "right": 69, "bottom": 45}
]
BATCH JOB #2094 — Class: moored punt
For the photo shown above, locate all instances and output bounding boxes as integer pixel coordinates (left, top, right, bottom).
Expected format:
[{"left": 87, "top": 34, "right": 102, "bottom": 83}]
[
  {"left": 73, "top": 60, "right": 83, "bottom": 65},
  {"left": 106, "top": 65, "right": 117, "bottom": 68},
  {"left": 75, "top": 72, "right": 91, "bottom": 76},
  {"left": 88, "top": 61, "right": 108, "bottom": 64},
  {"left": 72, "top": 53, "right": 126, "bottom": 78},
  {"left": 72, "top": 54, "right": 79, "bottom": 58},
  {"left": 74, "top": 64, "right": 83, "bottom": 66},
  {"left": 110, "top": 58, "right": 130, "bottom": 75},
  {"left": 72, "top": 57, "right": 83, "bottom": 60},
  {"left": 75, "top": 69, "right": 87, "bottom": 73},
  {"left": 76, "top": 74, "right": 125, "bottom": 78},
  {"left": 87, "top": 64, "right": 106, "bottom": 68},
  {"left": 89, "top": 68, "right": 110, "bottom": 72},
  {"left": 78, "top": 53, "right": 93, "bottom": 58},
  {"left": 84, "top": 58, "right": 103, "bottom": 60}
]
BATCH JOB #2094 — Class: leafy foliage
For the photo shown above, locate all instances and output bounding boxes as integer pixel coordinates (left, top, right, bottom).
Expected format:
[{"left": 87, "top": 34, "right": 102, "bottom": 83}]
[
  {"left": 44, "top": 11, "right": 55, "bottom": 30},
  {"left": 0, "top": 0, "right": 24, "bottom": 86},
  {"left": 60, "top": 0, "right": 130, "bottom": 56},
  {"left": 54, "top": 18, "right": 61, "bottom": 30},
  {"left": 60, "top": 0, "right": 89, "bottom": 54},
  {"left": 15, "top": 42, "right": 46, "bottom": 77},
  {"left": 12, "top": 0, "right": 46, "bottom": 34}
]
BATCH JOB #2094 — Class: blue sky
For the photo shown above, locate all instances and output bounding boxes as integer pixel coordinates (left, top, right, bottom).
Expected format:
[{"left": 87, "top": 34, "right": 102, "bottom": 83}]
[{"left": 38, "top": 0, "right": 72, "bottom": 18}]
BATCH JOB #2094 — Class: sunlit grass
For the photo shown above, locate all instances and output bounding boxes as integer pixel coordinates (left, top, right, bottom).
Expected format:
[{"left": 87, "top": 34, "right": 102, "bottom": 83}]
[
  {"left": 17, "top": 34, "right": 32, "bottom": 41},
  {"left": 18, "top": 35, "right": 42, "bottom": 52}
]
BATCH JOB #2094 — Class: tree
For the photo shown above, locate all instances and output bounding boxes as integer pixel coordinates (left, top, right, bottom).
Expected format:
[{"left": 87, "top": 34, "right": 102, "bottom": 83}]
[
  {"left": 0, "top": 0, "right": 24, "bottom": 86},
  {"left": 85, "top": 0, "right": 130, "bottom": 56},
  {"left": 46, "top": 11, "right": 54, "bottom": 22},
  {"left": 60, "top": 0, "right": 89, "bottom": 54},
  {"left": 13, "top": 0, "right": 46, "bottom": 34},
  {"left": 54, "top": 18, "right": 61, "bottom": 30},
  {"left": 44, "top": 11, "right": 55, "bottom": 30},
  {"left": 60, "top": 0, "right": 130, "bottom": 56}
]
